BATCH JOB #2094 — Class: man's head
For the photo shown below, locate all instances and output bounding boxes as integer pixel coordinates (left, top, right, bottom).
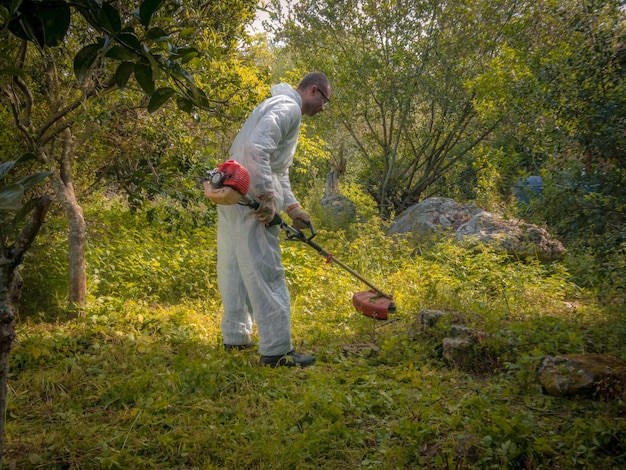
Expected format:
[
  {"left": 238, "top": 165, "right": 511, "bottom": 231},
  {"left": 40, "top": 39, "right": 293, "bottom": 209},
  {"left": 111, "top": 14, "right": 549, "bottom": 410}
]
[{"left": 297, "top": 72, "right": 331, "bottom": 117}]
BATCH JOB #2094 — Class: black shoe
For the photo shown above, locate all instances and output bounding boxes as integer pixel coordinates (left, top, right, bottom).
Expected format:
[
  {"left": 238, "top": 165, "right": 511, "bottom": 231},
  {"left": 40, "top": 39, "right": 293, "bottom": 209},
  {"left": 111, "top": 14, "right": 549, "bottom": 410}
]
[
  {"left": 260, "top": 350, "right": 315, "bottom": 368},
  {"left": 224, "top": 342, "right": 256, "bottom": 351}
]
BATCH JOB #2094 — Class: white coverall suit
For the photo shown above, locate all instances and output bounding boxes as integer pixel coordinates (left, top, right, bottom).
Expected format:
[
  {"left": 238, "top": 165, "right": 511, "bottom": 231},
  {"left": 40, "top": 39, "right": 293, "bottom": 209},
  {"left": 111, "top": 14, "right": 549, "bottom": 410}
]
[{"left": 217, "top": 83, "right": 302, "bottom": 356}]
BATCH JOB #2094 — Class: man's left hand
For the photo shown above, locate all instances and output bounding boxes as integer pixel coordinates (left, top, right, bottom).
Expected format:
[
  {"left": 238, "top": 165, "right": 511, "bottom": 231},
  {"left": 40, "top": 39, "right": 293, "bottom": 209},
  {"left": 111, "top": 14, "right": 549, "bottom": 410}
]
[{"left": 287, "top": 205, "right": 311, "bottom": 230}]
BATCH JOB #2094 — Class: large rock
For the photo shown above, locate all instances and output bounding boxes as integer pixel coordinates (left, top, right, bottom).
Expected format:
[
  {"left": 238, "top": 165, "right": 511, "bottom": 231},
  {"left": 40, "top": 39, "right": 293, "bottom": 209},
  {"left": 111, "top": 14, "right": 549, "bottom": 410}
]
[
  {"left": 537, "top": 354, "right": 626, "bottom": 399},
  {"left": 389, "top": 197, "right": 481, "bottom": 238},
  {"left": 320, "top": 169, "right": 356, "bottom": 228},
  {"left": 389, "top": 197, "right": 565, "bottom": 261},
  {"left": 321, "top": 193, "right": 356, "bottom": 227},
  {"left": 455, "top": 212, "right": 565, "bottom": 261}
]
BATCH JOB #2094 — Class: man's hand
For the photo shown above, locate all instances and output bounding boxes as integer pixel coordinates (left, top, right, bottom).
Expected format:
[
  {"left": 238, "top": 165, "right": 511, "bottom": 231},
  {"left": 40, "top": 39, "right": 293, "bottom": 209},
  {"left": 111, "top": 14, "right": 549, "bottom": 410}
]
[
  {"left": 255, "top": 192, "right": 276, "bottom": 225},
  {"left": 287, "top": 204, "right": 311, "bottom": 230}
]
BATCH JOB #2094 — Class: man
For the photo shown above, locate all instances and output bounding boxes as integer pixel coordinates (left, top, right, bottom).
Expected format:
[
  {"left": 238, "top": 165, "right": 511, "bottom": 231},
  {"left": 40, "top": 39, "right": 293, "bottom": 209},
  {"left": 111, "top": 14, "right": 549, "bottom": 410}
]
[{"left": 217, "top": 72, "right": 331, "bottom": 367}]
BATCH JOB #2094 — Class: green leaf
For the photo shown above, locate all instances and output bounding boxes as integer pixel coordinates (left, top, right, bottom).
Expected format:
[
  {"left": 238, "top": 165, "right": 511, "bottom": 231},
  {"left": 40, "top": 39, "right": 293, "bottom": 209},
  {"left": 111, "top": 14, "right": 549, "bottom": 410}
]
[
  {"left": 148, "top": 87, "right": 175, "bottom": 113},
  {"left": 12, "top": 196, "right": 39, "bottom": 228},
  {"left": 38, "top": 2, "right": 71, "bottom": 46},
  {"left": 10, "top": 11, "right": 45, "bottom": 48},
  {"left": 74, "top": 43, "right": 102, "bottom": 83},
  {"left": 0, "top": 183, "right": 24, "bottom": 211},
  {"left": 0, "top": 153, "right": 37, "bottom": 181},
  {"left": 139, "top": 0, "right": 163, "bottom": 27},
  {"left": 134, "top": 63, "right": 154, "bottom": 95},
  {"left": 99, "top": 2, "right": 122, "bottom": 33},
  {"left": 147, "top": 27, "right": 169, "bottom": 41},
  {"left": 118, "top": 32, "right": 141, "bottom": 52},
  {"left": 0, "top": 6, "right": 10, "bottom": 23},
  {"left": 115, "top": 62, "right": 135, "bottom": 89},
  {"left": 17, "top": 171, "right": 51, "bottom": 193},
  {"left": 179, "top": 27, "right": 195, "bottom": 39},
  {"left": 176, "top": 97, "right": 194, "bottom": 113},
  {"left": 105, "top": 46, "right": 135, "bottom": 61}
]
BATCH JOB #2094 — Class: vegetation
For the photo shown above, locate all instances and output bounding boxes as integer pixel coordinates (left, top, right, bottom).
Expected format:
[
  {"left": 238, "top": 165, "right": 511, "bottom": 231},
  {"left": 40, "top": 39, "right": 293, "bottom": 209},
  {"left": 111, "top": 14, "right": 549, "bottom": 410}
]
[
  {"left": 0, "top": 0, "right": 625, "bottom": 467},
  {"left": 7, "top": 196, "right": 626, "bottom": 468}
]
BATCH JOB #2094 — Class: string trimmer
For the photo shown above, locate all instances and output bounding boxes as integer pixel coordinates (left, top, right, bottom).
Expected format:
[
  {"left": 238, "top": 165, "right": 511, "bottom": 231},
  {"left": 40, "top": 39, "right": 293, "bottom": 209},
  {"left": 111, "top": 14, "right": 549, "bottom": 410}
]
[{"left": 203, "top": 160, "right": 396, "bottom": 320}]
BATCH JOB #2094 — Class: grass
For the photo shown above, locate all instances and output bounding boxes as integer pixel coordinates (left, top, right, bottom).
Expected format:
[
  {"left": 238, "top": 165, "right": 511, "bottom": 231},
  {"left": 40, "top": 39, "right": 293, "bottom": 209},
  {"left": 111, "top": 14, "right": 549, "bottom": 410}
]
[{"left": 6, "top": 199, "right": 626, "bottom": 469}]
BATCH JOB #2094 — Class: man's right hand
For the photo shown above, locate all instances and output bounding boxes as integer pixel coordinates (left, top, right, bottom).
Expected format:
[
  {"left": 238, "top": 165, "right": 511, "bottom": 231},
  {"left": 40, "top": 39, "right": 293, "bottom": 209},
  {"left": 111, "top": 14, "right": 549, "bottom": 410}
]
[{"left": 255, "top": 192, "right": 276, "bottom": 225}]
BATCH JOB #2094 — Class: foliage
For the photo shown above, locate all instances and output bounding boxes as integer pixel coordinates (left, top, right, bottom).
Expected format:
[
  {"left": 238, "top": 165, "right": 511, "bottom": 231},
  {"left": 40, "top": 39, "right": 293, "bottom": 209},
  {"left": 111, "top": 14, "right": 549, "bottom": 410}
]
[
  {"left": 7, "top": 197, "right": 626, "bottom": 468},
  {"left": 269, "top": 0, "right": 521, "bottom": 217},
  {"left": 0, "top": 0, "right": 256, "bottom": 114},
  {"left": 0, "top": 155, "right": 51, "bottom": 237}
]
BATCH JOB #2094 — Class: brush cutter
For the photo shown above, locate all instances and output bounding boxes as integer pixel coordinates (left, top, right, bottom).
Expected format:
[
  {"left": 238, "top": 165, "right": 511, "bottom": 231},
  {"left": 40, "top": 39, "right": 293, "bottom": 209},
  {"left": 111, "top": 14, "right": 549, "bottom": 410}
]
[{"left": 203, "top": 161, "right": 396, "bottom": 320}]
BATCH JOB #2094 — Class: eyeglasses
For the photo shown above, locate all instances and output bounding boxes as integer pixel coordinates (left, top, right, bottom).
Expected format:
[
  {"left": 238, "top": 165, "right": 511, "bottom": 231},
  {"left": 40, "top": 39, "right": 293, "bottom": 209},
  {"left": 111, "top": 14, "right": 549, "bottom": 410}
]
[{"left": 317, "top": 87, "right": 330, "bottom": 105}]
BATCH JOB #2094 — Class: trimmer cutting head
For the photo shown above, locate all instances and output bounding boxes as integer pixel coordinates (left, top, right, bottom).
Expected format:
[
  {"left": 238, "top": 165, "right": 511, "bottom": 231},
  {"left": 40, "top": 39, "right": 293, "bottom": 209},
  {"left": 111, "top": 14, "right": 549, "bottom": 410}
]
[{"left": 352, "top": 290, "right": 396, "bottom": 320}]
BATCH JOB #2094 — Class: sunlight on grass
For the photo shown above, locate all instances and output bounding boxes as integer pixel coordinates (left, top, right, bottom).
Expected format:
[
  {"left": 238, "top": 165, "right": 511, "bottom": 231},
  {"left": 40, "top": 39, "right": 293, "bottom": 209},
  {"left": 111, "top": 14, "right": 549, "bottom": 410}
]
[{"left": 7, "top": 201, "right": 626, "bottom": 468}]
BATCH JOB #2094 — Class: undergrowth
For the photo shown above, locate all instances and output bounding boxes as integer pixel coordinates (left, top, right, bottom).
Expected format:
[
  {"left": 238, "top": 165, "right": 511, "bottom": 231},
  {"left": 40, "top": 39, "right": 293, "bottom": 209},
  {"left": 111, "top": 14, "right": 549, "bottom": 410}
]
[{"left": 7, "top": 195, "right": 626, "bottom": 469}]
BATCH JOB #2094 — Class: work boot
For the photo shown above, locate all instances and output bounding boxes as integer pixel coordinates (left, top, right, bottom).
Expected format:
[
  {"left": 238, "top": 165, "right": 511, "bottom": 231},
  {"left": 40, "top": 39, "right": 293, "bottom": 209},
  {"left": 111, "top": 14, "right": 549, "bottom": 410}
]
[{"left": 260, "top": 350, "right": 315, "bottom": 368}]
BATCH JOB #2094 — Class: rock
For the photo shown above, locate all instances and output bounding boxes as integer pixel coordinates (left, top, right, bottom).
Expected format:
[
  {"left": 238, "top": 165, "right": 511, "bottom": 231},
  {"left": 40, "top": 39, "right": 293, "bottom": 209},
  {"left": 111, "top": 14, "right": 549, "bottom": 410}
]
[
  {"left": 320, "top": 193, "right": 356, "bottom": 227},
  {"left": 442, "top": 326, "right": 489, "bottom": 371},
  {"left": 417, "top": 309, "right": 451, "bottom": 329},
  {"left": 320, "top": 169, "right": 356, "bottom": 228},
  {"left": 537, "top": 354, "right": 626, "bottom": 399},
  {"left": 388, "top": 197, "right": 565, "bottom": 262},
  {"left": 442, "top": 336, "right": 478, "bottom": 369},
  {"left": 389, "top": 197, "right": 481, "bottom": 237},
  {"left": 455, "top": 212, "right": 565, "bottom": 261}
]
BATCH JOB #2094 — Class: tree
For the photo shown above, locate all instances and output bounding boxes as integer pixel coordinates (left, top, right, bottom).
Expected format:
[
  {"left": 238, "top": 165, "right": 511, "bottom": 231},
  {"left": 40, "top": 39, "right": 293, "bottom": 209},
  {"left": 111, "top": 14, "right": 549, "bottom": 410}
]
[
  {"left": 0, "top": 0, "right": 258, "bottom": 461},
  {"left": 270, "top": 0, "right": 520, "bottom": 217},
  {"left": 0, "top": 0, "right": 256, "bottom": 311},
  {"left": 0, "top": 155, "right": 52, "bottom": 461}
]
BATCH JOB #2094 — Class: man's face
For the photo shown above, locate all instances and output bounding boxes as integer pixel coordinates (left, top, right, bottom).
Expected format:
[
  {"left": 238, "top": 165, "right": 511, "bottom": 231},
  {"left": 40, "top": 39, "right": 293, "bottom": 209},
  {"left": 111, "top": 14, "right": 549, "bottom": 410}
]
[{"left": 302, "top": 85, "right": 331, "bottom": 116}]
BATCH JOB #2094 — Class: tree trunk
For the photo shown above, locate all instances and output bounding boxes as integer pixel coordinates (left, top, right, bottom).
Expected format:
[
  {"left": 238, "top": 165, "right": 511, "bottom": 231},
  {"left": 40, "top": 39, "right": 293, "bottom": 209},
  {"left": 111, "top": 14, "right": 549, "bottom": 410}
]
[
  {"left": 48, "top": 164, "right": 86, "bottom": 313},
  {"left": 44, "top": 127, "right": 87, "bottom": 314},
  {"left": 0, "top": 261, "right": 16, "bottom": 464},
  {"left": 0, "top": 194, "right": 52, "bottom": 464}
]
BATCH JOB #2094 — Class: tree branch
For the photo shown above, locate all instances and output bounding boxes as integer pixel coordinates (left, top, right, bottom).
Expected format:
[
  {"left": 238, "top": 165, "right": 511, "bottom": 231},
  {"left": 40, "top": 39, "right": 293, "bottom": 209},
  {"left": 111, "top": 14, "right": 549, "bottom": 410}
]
[{"left": 9, "top": 195, "right": 54, "bottom": 267}]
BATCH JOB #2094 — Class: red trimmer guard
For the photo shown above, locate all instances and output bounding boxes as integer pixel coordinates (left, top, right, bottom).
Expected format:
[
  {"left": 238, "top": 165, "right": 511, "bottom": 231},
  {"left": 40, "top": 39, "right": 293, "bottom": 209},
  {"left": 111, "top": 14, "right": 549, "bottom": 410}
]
[{"left": 352, "top": 290, "right": 396, "bottom": 320}]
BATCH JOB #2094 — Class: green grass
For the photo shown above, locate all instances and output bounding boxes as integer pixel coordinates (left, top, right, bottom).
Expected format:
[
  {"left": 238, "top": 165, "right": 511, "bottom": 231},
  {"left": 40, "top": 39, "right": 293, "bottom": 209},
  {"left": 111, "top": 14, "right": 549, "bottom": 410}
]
[{"left": 6, "top": 198, "right": 626, "bottom": 469}]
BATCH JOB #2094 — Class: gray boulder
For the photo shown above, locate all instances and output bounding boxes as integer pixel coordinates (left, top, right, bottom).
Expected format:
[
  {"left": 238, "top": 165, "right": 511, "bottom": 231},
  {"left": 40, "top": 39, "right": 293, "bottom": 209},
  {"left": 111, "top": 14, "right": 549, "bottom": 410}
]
[
  {"left": 389, "top": 197, "right": 481, "bottom": 238},
  {"left": 537, "top": 354, "right": 626, "bottom": 399},
  {"left": 389, "top": 197, "right": 565, "bottom": 261},
  {"left": 455, "top": 212, "right": 565, "bottom": 261},
  {"left": 320, "top": 169, "right": 356, "bottom": 228}
]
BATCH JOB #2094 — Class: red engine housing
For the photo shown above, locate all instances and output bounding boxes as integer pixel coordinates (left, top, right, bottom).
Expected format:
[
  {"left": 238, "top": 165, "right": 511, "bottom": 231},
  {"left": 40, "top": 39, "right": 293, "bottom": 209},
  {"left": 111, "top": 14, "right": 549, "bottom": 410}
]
[{"left": 352, "top": 290, "right": 395, "bottom": 320}]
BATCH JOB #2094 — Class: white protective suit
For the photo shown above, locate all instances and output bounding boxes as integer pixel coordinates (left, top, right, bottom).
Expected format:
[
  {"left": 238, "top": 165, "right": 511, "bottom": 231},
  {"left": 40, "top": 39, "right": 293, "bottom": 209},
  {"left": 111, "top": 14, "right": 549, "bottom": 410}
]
[{"left": 217, "top": 83, "right": 302, "bottom": 356}]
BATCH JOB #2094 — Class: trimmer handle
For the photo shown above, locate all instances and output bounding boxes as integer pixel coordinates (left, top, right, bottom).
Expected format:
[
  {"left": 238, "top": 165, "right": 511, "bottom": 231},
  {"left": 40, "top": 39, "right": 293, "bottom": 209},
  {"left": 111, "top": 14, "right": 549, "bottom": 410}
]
[
  {"left": 285, "top": 221, "right": 316, "bottom": 242},
  {"left": 239, "top": 196, "right": 282, "bottom": 226}
]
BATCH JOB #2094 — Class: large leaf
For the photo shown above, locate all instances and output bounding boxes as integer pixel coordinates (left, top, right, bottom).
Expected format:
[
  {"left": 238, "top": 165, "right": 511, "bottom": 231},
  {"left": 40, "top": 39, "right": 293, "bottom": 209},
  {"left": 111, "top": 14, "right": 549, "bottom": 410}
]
[
  {"left": 105, "top": 45, "right": 135, "bottom": 61},
  {"left": 147, "top": 26, "right": 168, "bottom": 41},
  {"left": 115, "top": 61, "right": 135, "bottom": 89},
  {"left": 138, "top": 0, "right": 163, "bottom": 27},
  {"left": 0, "top": 183, "right": 24, "bottom": 211},
  {"left": 7, "top": 0, "right": 71, "bottom": 48},
  {"left": 17, "top": 171, "right": 52, "bottom": 193},
  {"left": 74, "top": 43, "right": 102, "bottom": 83},
  {"left": 0, "top": 153, "right": 37, "bottom": 181},
  {"left": 38, "top": 2, "right": 71, "bottom": 46},
  {"left": 118, "top": 31, "right": 141, "bottom": 51},
  {"left": 134, "top": 62, "right": 154, "bottom": 95},
  {"left": 148, "top": 87, "right": 174, "bottom": 113},
  {"left": 11, "top": 196, "right": 39, "bottom": 228},
  {"left": 176, "top": 96, "right": 194, "bottom": 113},
  {"left": 98, "top": 2, "right": 122, "bottom": 33},
  {"left": 9, "top": 9, "right": 45, "bottom": 47}
]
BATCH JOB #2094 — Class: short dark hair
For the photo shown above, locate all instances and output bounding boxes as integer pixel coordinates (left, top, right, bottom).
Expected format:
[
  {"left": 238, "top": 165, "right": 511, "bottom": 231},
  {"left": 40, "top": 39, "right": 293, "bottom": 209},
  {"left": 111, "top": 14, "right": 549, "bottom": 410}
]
[{"left": 297, "top": 72, "right": 330, "bottom": 93}]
